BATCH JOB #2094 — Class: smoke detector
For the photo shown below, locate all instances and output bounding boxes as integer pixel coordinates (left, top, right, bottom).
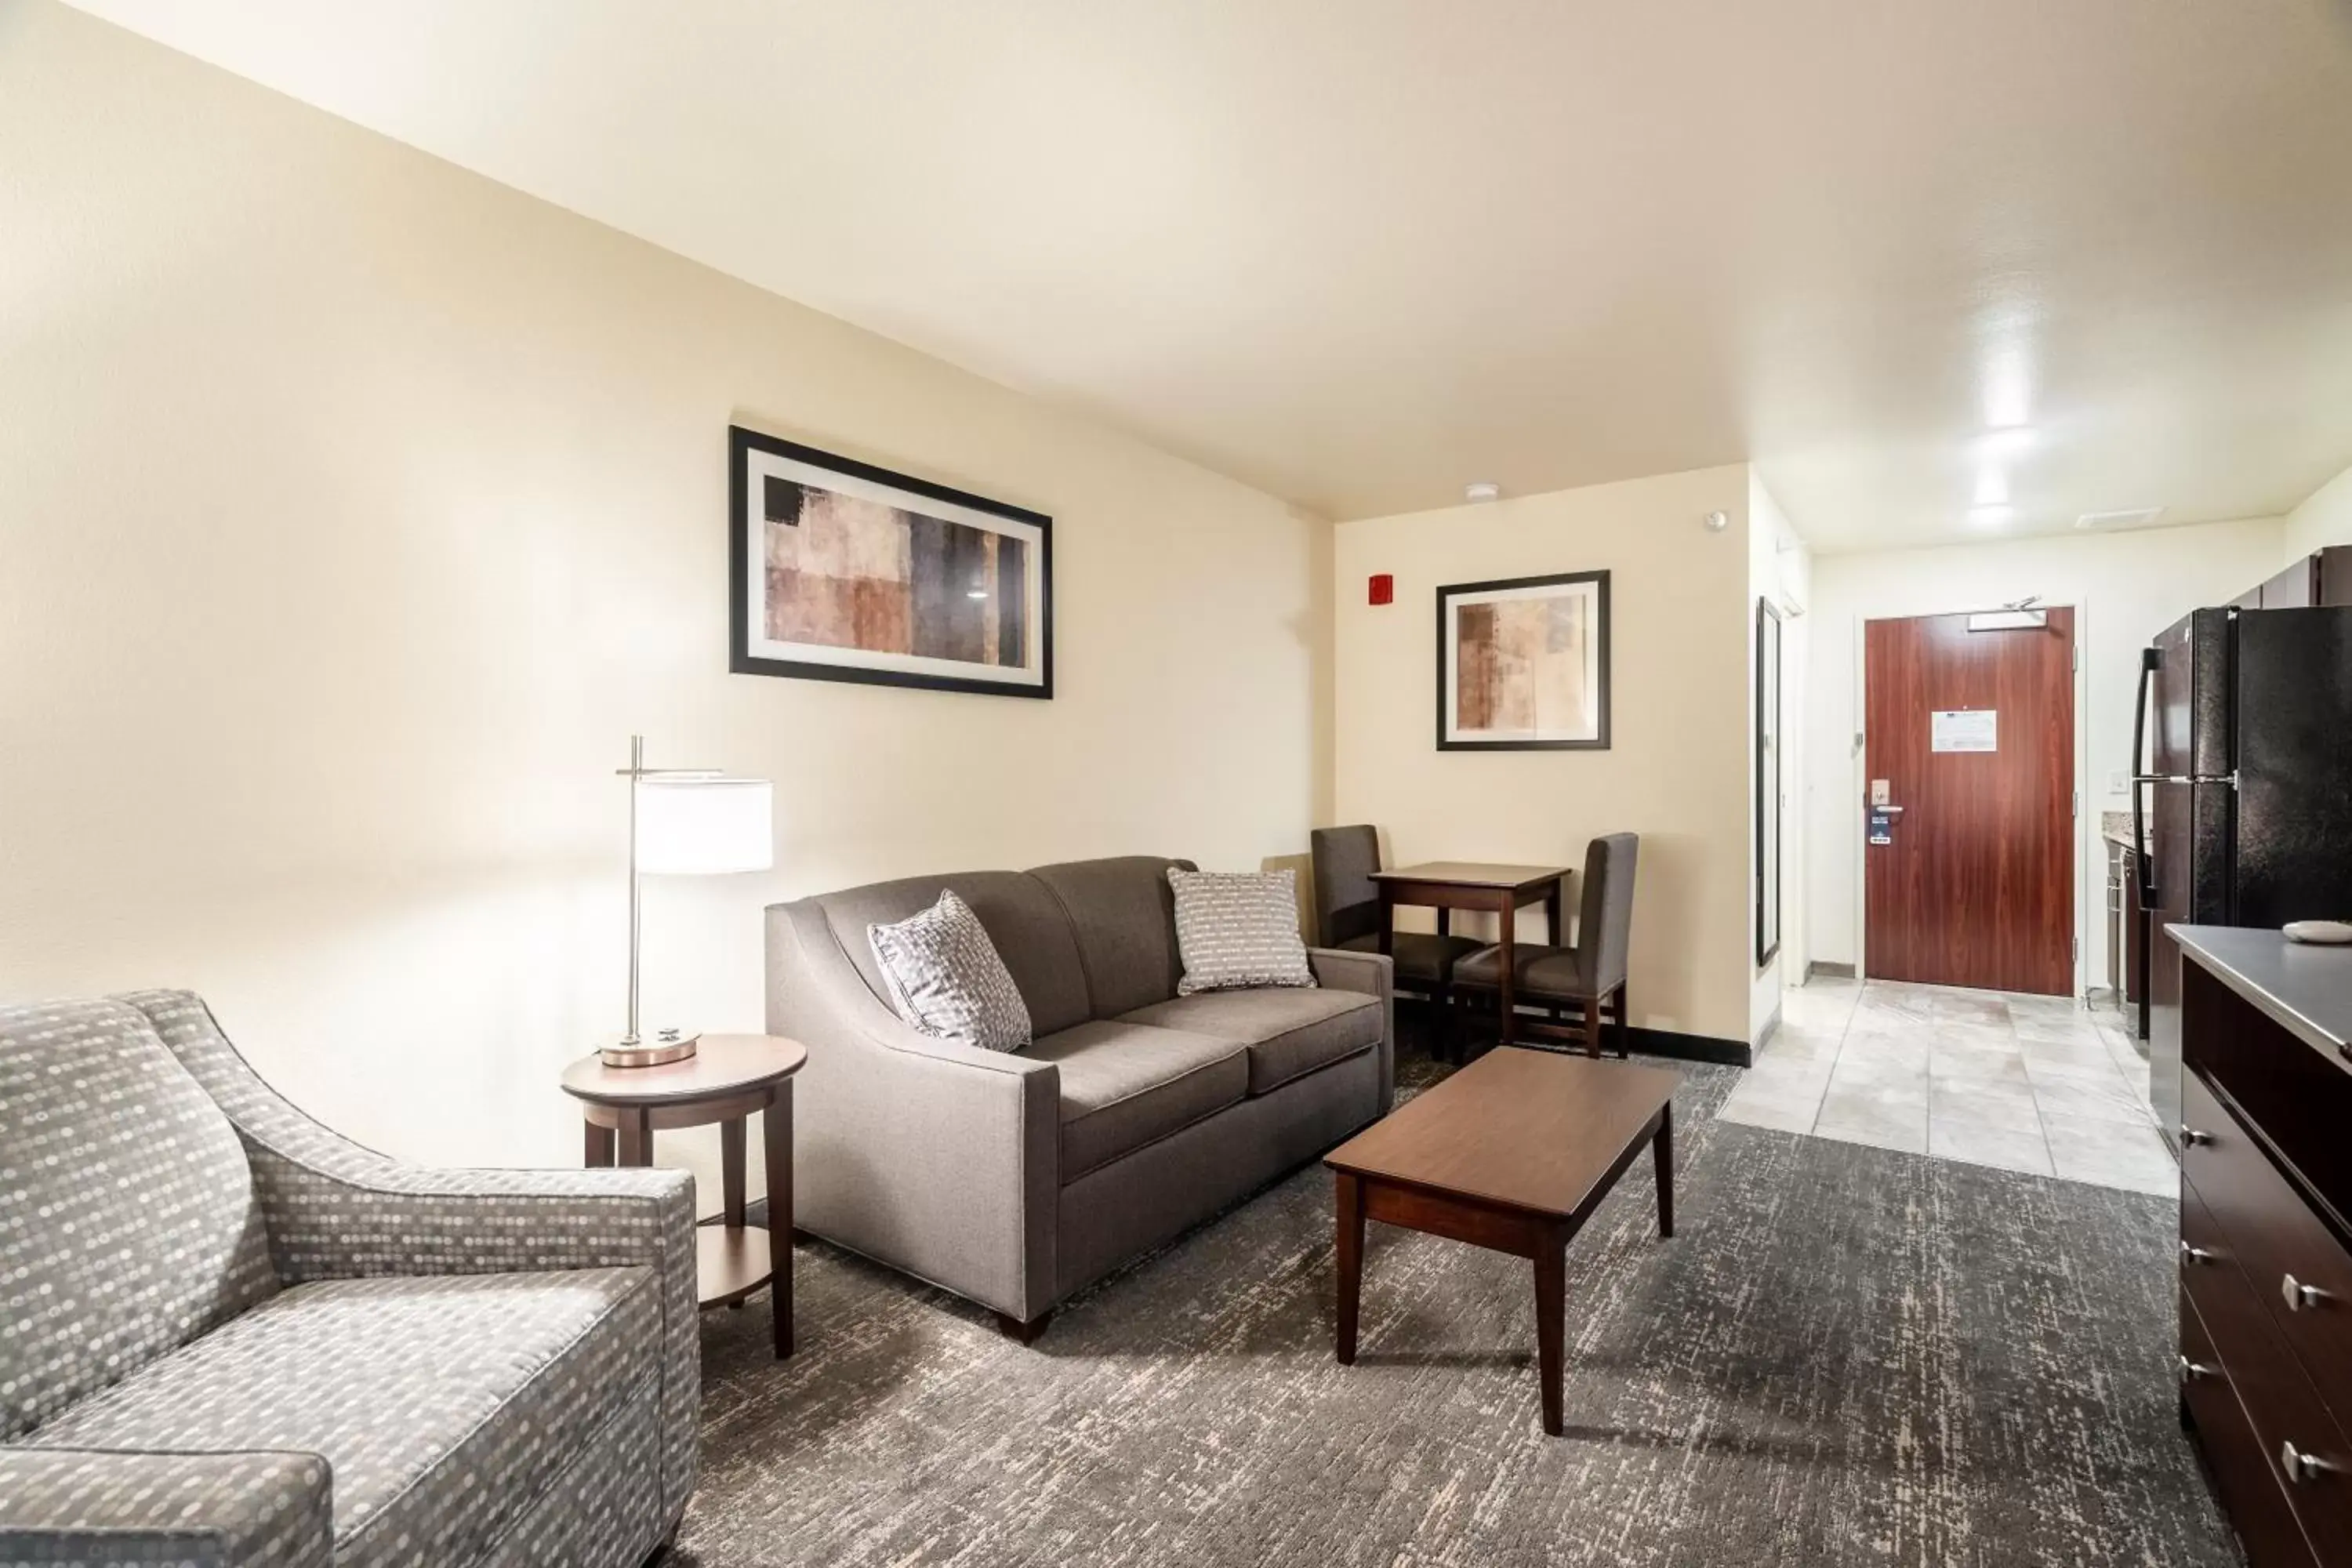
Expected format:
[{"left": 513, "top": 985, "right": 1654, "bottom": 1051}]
[
  {"left": 1464, "top": 481, "right": 1501, "bottom": 503},
  {"left": 2075, "top": 506, "right": 2165, "bottom": 532}
]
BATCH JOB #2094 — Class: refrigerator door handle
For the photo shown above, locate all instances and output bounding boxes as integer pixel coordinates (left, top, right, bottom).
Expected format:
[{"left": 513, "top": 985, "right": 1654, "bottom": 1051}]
[{"left": 2132, "top": 645, "right": 2160, "bottom": 909}]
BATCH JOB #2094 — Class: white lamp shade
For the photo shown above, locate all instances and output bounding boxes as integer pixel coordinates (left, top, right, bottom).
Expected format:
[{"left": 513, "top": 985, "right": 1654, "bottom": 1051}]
[{"left": 635, "top": 778, "right": 773, "bottom": 875}]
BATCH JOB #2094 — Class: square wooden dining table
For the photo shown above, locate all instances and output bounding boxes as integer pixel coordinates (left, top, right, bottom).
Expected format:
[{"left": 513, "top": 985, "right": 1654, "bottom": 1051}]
[{"left": 1367, "top": 862, "right": 1571, "bottom": 1047}]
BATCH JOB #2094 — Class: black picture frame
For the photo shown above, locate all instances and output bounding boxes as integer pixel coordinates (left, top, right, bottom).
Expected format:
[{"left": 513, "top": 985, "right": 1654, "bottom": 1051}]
[
  {"left": 728, "top": 425, "right": 1054, "bottom": 699},
  {"left": 1435, "top": 569, "right": 1612, "bottom": 750}
]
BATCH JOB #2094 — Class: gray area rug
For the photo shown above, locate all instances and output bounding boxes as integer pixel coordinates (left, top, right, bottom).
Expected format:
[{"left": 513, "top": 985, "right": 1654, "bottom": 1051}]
[{"left": 680, "top": 1051, "right": 2239, "bottom": 1566}]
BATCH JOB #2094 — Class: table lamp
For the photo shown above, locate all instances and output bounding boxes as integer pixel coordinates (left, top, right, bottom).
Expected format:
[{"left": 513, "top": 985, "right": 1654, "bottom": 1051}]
[{"left": 604, "top": 734, "right": 775, "bottom": 1067}]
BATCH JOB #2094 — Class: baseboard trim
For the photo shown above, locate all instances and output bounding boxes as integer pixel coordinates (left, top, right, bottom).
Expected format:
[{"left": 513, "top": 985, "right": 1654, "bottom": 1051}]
[
  {"left": 1625, "top": 1025, "right": 1752, "bottom": 1069},
  {"left": 1807, "top": 960, "right": 1857, "bottom": 981}
]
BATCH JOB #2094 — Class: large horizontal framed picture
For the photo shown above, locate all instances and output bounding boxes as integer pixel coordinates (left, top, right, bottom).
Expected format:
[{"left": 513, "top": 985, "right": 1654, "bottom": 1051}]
[
  {"left": 728, "top": 426, "right": 1053, "bottom": 699},
  {"left": 1437, "top": 569, "right": 1611, "bottom": 750}
]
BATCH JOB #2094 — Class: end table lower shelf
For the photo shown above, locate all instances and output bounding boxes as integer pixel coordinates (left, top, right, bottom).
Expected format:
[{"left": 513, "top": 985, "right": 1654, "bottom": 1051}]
[{"left": 697, "top": 1222, "right": 775, "bottom": 1307}]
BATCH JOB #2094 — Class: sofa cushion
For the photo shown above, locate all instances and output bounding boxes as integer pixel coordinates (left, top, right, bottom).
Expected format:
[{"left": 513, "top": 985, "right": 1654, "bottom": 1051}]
[
  {"left": 22, "top": 1266, "right": 658, "bottom": 1568},
  {"left": 1023, "top": 1020, "right": 1248, "bottom": 1179},
  {"left": 812, "top": 870, "right": 1092, "bottom": 1036},
  {"left": 0, "top": 998, "right": 277, "bottom": 1441},
  {"left": 1029, "top": 855, "right": 1194, "bottom": 1018},
  {"left": 1122, "top": 988, "right": 1383, "bottom": 1096}
]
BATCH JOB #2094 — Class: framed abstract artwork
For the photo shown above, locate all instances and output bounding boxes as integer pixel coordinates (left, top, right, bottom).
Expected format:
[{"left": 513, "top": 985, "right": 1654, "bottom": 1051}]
[
  {"left": 728, "top": 426, "right": 1053, "bottom": 699},
  {"left": 1436, "top": 569, "right": 1611, "bottom": 750}
]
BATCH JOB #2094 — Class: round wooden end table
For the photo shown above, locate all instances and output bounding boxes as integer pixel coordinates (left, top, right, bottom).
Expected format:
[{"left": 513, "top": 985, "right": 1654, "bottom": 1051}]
[{"left": 560, "top": 1034, "right": 807, "bottom": 1359}]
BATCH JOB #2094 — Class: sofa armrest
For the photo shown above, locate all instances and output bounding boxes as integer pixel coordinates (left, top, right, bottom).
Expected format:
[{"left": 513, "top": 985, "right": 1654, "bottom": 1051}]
[
  {"left": 1309, "top": 947, "right": 1396, "bottom": 1112},
  {"left": 0, "top": 1447, "right": 333, "bottom": 1567},
  {"left": 768, "top": 901, "right": 1061, "bottom": 1321},
  {"left": 111, "top": 989, "right": 700, "bottom": 1531}
]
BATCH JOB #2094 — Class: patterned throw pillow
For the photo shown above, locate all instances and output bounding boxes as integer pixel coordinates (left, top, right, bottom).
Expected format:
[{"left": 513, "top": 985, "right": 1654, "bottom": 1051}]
[
  {"left": 868, "top": 890, "right": 1033, "bottom": 1052},
  {"left": 1167, "top": 868, "right": 1316, "bottom": 996}
]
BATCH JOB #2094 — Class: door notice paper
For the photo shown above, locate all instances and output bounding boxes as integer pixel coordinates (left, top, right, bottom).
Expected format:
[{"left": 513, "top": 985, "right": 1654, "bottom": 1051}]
[{"left": 1931, "top": 710, "right": 1997, "bottom": 753}]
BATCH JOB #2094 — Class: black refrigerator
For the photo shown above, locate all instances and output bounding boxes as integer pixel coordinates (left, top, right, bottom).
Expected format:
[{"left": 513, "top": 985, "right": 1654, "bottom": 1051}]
[{"left": 2134, "top": 604, "right": 2352, "bottom": 1152}]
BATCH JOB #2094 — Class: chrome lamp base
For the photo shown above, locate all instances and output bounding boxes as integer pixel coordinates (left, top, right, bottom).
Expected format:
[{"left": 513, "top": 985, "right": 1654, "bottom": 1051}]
[{"left": 601, "top": 1029, "right": 701, "bottom": 1069}]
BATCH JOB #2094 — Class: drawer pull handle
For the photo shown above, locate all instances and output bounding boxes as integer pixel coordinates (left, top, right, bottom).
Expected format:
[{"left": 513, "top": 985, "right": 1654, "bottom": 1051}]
[
  {"left": 2178, "top": 1355, "right": 2220, "bottom": 1383},
  {"left": 2281, "top": 1442, "right": 2342, "bottom": 1485},
  {"left": 2180, "top": 1124, "right": 2215, "bottom": 1148},
  {"left": 2180, "top": 1240, "right": 2216, "bottom": 1267},
  {"left": 2283, "top": 1273, "right": 2333, "bottom": 1312}
]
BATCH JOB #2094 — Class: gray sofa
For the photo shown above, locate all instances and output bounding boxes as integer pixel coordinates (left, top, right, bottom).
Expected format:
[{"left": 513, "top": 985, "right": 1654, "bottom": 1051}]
[
  {"left": 767, "top": 855, "right": 1394, "bottom": 1336},
  {"left": 0, "top": 991, "right": 697, "bottom": 1568}
]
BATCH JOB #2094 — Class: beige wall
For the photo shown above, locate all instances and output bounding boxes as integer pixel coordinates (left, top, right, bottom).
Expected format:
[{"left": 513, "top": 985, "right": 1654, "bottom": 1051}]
[
  {"left": 0, "top": 2, "right": 1330, "bottom": 1207},
  {"left": 1803, "top": 516, "right": 2286, "bottom": 988},
  {"left": 2283, "top": 459, "right": 2352, "bottom": 562},
  {"left": 1331, "top": 466, "right": 1756, "bottom": 1044}
]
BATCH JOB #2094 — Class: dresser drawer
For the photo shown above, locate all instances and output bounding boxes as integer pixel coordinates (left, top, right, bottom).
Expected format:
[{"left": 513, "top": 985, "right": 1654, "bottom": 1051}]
[
  {"left": 2185, "top": 1069, "right": 2352, "bottom": 1419},
  {"left": 2182, "top": 1182, "right": 2352, "bottom": 1563},
  {"left": 2184, "top": 1282, "right": 2321, "bottom": 1568}
]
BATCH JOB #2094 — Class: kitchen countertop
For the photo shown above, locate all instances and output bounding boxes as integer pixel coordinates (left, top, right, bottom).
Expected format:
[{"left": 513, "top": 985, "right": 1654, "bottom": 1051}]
[
  {"left": 2100, "top": 810, "right": 2135, "bottom": 850},
  {"left": 2172, "top": 924, "right": 2352, "bottom": 1060}
]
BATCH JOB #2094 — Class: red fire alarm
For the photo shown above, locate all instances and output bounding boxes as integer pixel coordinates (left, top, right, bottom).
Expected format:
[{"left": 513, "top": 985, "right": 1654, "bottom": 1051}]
[{"left": 1368, "top": 574, "right": 1394, "bottom": 606}]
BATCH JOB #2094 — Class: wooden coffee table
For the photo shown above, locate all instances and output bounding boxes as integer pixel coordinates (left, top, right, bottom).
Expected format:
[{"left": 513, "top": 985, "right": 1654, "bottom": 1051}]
[{"left": 1323, "top": 1047, "right": 1679, "bottom": 1436}]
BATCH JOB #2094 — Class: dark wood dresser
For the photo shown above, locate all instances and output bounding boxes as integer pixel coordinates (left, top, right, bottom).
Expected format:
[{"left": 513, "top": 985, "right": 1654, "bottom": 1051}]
[{"left": 2174, "top": 926, "right": 2352, "bottom": 1566}]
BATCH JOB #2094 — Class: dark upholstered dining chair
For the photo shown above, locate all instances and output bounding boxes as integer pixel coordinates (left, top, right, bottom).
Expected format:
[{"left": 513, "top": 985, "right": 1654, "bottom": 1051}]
[
  {"left": 1453, "top": 833, "right": 1639, "bottom": 1058},
  {"left": 1310, "top": 826, "right": 1483, "bottom": 1013}
]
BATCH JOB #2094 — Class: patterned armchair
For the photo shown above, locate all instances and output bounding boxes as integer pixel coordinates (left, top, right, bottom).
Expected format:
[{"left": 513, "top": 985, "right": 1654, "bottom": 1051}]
[{"left": 0, "top": 993, "right": 698, "bottom": 1567}]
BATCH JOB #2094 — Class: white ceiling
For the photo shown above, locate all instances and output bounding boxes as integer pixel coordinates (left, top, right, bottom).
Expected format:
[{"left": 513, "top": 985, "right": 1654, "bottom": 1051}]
[{"left": 64, "top": 0, "right": 2352, "bottom": 550}]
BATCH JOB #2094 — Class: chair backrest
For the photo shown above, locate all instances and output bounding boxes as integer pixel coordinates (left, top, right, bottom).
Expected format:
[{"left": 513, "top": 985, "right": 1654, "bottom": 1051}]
[
  {"left": 1577, "top": 833, "right": 1640, "bottom": 993},
  {"left": 1310, "top": 825, "right": 1382, "bottom": 947},
  {"left": 0, "top": 997, "right": 277, "bottom": 1439}
]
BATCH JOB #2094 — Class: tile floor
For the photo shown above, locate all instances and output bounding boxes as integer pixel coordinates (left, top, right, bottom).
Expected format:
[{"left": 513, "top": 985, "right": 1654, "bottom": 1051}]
[{"left": 1718, "top": 976, "right": 2176, "bottom": 1196}]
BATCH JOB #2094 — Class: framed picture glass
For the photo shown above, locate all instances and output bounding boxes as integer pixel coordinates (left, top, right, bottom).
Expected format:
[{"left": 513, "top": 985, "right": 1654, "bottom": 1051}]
[
  {"left": 1436, "top": 570, "right": 1610, "bottom": 750},
  {"left": 729, "top": 426, "right": 1053, "bottom": 698}
]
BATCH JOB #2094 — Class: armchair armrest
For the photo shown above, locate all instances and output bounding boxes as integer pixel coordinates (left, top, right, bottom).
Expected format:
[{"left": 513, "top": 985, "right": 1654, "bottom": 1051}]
[
  {"left": 1309, "top": 947, "right": 1396, "bottom": 1112},
  {"left": 112, "top": 989, "right": 699, "bottom": 1527},
  {"left": 767, "top": 902, "right": 1061, "bottom": 1321},
  {"left": 0, "top": 1447, "right": 332, "bottom": 1567}
]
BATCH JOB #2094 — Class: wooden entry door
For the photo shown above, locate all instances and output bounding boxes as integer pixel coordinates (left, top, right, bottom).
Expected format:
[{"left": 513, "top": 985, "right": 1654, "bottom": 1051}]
[{"left": 1864, "top": 608, "right": 2074, "bottom": 995}]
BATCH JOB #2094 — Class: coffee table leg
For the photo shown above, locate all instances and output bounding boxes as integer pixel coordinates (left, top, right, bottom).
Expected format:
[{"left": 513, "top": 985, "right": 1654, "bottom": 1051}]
[
  {"left": 1654, "top": 1104, "right": 1675, "bottom": 1240},
  {"left": 765, "top": 1082, "right": 794, "bottom": 1359},
  {"left": 583, "top": 1119, "right": 615, "bottom": 1168},
  {"left": 1334, "top": 1171, "right": 1364, "bottom": 1365},
  {"left": 1534, "top": 1230, "right": 1565, "bottom": 1436}
]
